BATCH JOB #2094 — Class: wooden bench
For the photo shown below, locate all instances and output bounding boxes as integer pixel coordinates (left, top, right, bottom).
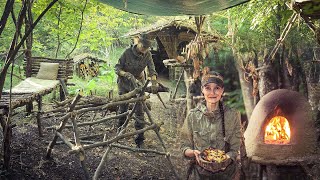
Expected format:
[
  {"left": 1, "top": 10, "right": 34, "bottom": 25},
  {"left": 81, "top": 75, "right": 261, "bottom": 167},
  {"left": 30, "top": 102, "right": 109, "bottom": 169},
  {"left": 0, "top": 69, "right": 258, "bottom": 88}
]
[
  {"left": 1, "top": 57, "right": 73, "bottom": 135},
  {"left": 27, "top": 57, "right": 73, "bottom": 99}
]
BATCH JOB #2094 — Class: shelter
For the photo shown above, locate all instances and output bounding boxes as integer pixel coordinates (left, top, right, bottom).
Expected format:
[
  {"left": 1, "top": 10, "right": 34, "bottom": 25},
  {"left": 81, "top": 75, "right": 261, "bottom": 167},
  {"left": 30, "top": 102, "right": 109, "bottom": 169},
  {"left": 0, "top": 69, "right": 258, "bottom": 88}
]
[{"left": 125, "top": 19, "right": 219, "bottom": 77}]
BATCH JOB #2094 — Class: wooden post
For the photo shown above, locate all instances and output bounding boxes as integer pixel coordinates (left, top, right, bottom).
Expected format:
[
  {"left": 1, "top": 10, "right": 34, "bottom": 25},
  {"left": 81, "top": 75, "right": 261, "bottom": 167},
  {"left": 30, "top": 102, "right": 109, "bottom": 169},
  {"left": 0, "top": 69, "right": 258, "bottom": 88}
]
[
  {"left": 184, "top": 70, "right": 192, "bottom": 114},
  {"left": 93, "top": 106, "right": 140, "bottom": 179},
  {"left": 142, "top": 102, "right": 180, "bottom": 179},
  {"left": 59, "top": 79, "right": 69, "bottom": 100},
  {"left": 1, "top": 109, "right": 12, "bottom": 170},
  {"left": 26, "top": 102, "right": 33, "bottom": 114},
  {"left": 36, "top": 95, "right": 43, "bottom": 137},
  {"left": 258, "top": 164, "right": 265, "bottom": 180},
  {"left": 59, "top": 84, "right": 65, "bottom": 101},
  {"left": 3, "top": 123, "right": 12, "bottom": 170},
  {"left": 171, "top": 69, "right": 184, "bottom": 100},
  {"left": 72, "top": 116, "right": 90, "bottom": 179},
  {"left": 0, "top": 108, "right": 6, "bottom": 128}
]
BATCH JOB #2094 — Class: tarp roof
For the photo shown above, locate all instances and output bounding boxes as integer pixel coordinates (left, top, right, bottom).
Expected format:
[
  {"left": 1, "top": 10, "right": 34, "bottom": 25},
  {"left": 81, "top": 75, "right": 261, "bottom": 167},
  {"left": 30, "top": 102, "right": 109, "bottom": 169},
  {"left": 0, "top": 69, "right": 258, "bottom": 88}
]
[{"left": 99, "top": 0, "right": 249, "bottom": 16}]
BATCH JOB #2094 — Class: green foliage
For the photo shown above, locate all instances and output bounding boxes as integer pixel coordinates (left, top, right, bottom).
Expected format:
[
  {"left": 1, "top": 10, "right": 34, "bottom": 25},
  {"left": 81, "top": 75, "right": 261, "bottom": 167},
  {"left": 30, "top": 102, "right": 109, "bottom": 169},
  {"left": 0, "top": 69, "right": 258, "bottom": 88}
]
[
  {"left": 68, "top": 73, "right": 116, "bottom": 96},
  {"left": 0, "top": 2, "right": 22, "bottom": 52},
  {"left": 0, "top": 0, "right": 155, "bottom": 98},
  {"left": 209, "top": 0, "right": 305, "bottom": 53},
  {"left": 30, "top": 0, "right": 152, "bottom": 58},
  {"left": 224, "top": 89, "right": 245, "bottom": 114},
  {"left": 106, "top": 47, "right": 127, "bottom": 66},
  {"left": 3, "top": 65, "right": 23, "bottom": 90}
]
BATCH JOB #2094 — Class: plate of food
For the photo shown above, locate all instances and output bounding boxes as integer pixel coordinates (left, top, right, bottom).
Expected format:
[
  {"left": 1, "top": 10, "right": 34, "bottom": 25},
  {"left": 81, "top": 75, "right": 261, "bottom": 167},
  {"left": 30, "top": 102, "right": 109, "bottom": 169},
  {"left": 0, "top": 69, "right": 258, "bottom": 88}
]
[{"left": 198, "top": 147, "right": 232, "bottom": 173}]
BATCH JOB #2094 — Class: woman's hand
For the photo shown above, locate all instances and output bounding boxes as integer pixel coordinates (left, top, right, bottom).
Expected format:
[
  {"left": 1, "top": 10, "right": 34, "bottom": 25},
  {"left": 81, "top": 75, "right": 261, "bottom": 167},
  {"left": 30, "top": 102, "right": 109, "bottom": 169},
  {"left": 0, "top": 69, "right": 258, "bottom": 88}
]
[
  {"left": 194, "top": 150, "right": 201, "bottom": 164},
  {"left": 185, "top": 149, "right": 201, "bottom": 162}
]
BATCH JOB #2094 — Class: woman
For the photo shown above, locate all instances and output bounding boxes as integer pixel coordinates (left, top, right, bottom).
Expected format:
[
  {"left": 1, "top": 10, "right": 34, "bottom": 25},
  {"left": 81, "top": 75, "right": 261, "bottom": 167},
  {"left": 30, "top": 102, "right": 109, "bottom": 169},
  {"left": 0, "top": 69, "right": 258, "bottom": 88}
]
[{"left": 180, "top": 71, "right": 242, "bottom": 180}]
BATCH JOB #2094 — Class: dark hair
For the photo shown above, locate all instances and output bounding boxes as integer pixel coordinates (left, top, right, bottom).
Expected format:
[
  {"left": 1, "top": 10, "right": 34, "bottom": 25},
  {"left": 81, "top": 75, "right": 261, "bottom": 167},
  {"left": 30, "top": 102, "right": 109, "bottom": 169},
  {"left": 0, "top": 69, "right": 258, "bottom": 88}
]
[{"left": 219, "top": 100, "right": 230, "bottom": 152}]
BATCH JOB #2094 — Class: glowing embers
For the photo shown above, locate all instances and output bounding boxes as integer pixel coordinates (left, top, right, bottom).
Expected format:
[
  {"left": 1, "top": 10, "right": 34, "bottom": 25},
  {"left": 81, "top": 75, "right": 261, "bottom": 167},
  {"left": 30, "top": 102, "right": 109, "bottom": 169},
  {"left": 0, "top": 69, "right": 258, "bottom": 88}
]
[{"left": 264, "top": 116, "right": 291, "bottom": 144}]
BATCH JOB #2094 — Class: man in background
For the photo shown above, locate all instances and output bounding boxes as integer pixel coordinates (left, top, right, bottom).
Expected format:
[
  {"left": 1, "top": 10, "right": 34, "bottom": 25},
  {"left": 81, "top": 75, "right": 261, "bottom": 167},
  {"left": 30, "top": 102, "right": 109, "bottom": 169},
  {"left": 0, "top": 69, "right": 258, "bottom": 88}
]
[{"left": 115, "top": 33, "right": 158, "bottom": 148}]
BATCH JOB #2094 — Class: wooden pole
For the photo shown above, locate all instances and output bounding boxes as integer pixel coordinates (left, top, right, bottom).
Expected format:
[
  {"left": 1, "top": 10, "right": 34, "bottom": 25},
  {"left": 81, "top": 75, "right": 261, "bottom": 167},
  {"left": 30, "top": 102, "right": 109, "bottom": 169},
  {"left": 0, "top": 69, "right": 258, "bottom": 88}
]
[
  {"left": 93, "top": 146, "right": 112, "bottom": 180},
  {"left": 184, "top": 70, "right": 192, "bottom": 114},
  {"left": 71, "top": 116, "right": 90, "bottom": 179},
  {"left": 36, "top": 95, "right": 43, "bottom": 137},
  {"left": 59, "top": 78, "right": 69, "bottom": 100},
  {"left": 46, "top": 112, "right": 129, "bottom": 130},
  {"left": 3, "top": 111, "right": 12, "bottom": 170},
  {"left": 267, "top": 13, "right": 298, "bottom": 63},
  {"left": 111, "top": 143, "right": 167, "bottom": 155},
  {"left": 142, "top": 102, "right": 180, "bottom": 179},
  {"left": 93, "top": 103, "right": 143, "bottom": 180},
  {"left": 70, "top": 123, "right": 159, "bottom": 154},
  {"left": 46, "top": 92, "right": 82, "bottom": 158},
  {"left": 171, "top": 69, "right": 184, "bottom": 100},
  {"left": 156, "top": 93, "right": 167, "bottom": 108},
  {"left": 56, "top": 131, "right": 74, "bottom": 149}
]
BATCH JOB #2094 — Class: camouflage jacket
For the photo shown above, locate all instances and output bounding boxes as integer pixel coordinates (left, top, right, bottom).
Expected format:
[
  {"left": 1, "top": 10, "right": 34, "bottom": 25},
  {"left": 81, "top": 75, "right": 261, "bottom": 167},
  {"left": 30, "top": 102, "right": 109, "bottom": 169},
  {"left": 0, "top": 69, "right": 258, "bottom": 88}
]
[
  {"left": 180, "top": 102, "right": 241, "bottom": 160},
  {"left": 115, "top": 45, "right": 157, "bottom": 86}
]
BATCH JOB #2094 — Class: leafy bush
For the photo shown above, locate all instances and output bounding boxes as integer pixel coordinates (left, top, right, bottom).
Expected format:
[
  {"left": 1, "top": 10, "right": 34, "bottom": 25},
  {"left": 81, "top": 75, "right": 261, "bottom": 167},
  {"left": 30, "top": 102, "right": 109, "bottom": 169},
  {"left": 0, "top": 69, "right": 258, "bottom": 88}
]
[{"left": 224, "top": 89, "right": 245, "bottom": 114}]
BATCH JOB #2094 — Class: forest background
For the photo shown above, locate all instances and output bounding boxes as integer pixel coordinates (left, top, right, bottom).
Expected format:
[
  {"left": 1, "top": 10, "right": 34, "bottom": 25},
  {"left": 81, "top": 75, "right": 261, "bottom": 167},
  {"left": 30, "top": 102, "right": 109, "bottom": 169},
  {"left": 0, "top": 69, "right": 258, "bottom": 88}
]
[{"left": 1, "top": 0, "right": 319, "bottom": 121}]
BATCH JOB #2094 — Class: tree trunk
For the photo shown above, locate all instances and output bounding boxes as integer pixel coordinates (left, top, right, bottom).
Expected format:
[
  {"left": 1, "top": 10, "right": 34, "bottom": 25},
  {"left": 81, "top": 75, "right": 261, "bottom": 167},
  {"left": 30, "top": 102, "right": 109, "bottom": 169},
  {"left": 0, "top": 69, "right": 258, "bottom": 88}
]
[
  {"left": 235, "top": 55, "right": 255, "bottom": 119},
  {"left": 0, "top": 0, "right": 14, "bottom": 36},
  {"left": 228, "top": 13, "right": 255, "bottom": 119},
  {"left": 25, "top": 0, "right": 33, "bottom": 78},
  {"left": 259, "top": 54, "right": 279, "bottom": 98},
  {"left": 258, "top": 54, "right": 278, "bottom": 98},
  {"left": 302, "top": 61, "right": 320, "bottom": 123},
  {"left": 279, "top": 45, "right": 292, "bottom": 90}
]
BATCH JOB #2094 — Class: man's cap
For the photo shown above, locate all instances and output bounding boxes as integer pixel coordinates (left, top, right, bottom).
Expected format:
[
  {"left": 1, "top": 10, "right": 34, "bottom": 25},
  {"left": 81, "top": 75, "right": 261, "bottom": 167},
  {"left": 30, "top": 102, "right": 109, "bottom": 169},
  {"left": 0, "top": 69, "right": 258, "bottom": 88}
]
[
  {"left": 139, "top": 33, "right": 153, "bottom": 48},
  {"left": 201, "top": 71, "right": 224, "bottom": 87}
]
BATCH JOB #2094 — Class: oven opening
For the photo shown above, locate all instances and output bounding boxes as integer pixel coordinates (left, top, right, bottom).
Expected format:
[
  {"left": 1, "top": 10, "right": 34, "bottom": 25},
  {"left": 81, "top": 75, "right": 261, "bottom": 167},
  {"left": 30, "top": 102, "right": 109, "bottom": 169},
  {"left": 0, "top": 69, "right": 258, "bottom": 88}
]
[{"left": 264, "top": 116, "right": 291, "bottom": 144}]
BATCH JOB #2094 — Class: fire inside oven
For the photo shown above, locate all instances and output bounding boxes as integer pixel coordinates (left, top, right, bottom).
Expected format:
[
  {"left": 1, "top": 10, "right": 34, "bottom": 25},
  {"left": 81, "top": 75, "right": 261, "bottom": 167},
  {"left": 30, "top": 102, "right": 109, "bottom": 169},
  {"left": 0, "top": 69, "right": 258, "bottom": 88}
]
[{"left": 264, "top": 116, "right": 290, "bottom": 144}]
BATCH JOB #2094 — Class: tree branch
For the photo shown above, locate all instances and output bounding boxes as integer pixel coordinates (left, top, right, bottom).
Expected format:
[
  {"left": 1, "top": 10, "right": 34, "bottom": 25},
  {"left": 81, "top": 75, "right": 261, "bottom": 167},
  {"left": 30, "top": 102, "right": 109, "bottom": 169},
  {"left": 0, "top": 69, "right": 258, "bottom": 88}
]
[
  {"left": 65, "top": 0, "right": 88, "bottom": 58},
  {"left": 0, "top": 0, "right": 14, "bottom": 36},
  {"left": 55, "top": 3, "right": 62, "bottom": 58}
]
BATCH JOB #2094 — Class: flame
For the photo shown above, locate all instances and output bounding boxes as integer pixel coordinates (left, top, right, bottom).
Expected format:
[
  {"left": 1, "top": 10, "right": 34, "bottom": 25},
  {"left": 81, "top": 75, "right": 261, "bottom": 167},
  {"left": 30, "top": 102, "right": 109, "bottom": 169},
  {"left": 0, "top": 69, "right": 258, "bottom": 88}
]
[{"left": 264, "top": 116, "right": 291, "bottom": 144}]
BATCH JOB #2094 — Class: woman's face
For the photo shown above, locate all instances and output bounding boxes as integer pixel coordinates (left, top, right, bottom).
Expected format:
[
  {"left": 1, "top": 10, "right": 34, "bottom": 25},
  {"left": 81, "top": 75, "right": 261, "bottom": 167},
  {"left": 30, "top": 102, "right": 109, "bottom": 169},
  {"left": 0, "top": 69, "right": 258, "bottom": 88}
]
[{"left": 202, "top": 83, "right": 224, "bottom": 104}]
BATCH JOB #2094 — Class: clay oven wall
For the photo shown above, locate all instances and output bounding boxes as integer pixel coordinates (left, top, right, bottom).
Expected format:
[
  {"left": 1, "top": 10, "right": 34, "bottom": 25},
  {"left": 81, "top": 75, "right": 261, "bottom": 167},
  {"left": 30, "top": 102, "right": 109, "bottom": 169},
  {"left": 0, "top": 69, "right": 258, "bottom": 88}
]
[{"left": 244, "top": 89, "right": 317, "bottom": 164}]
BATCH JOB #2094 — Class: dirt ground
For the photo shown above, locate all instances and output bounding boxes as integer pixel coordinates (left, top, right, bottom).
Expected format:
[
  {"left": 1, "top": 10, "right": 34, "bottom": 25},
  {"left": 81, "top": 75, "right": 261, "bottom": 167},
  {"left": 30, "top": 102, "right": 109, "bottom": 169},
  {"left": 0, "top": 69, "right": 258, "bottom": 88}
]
[{"left": 0, "top": 78, "right": 190, "bottom": 180}]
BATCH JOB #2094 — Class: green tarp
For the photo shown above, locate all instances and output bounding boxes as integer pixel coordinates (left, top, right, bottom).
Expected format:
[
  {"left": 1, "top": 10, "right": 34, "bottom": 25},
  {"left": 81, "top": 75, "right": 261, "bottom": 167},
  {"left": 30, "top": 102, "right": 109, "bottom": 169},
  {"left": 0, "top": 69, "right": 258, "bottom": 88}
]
[{"left": 99, "top": 0, "right": 249, "bottom": 16}]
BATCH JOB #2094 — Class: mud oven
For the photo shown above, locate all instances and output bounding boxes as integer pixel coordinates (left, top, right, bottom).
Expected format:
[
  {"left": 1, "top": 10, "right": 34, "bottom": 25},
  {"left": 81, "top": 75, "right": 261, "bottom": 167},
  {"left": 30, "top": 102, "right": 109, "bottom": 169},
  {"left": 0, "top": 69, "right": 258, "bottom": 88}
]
[{"left": 244, "top": 89, "right": 318, "bottom": 164}]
